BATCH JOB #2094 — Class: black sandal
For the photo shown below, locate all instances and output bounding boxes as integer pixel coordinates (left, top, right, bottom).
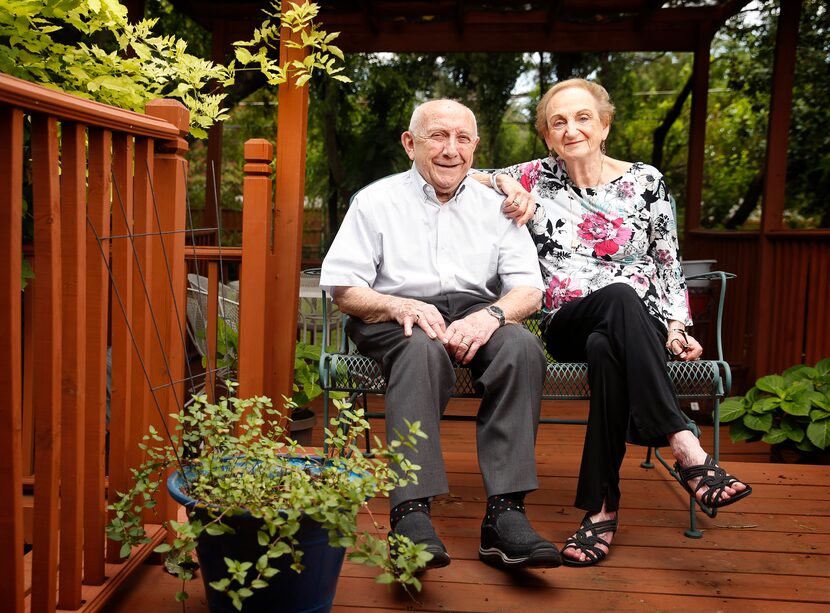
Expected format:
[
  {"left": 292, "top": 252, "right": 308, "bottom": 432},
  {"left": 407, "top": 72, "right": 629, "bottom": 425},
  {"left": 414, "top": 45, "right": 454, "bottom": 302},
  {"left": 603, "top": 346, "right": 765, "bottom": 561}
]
[
  {"left": 675, "top": 454, "right": 753, "bottom": 509},
  {"left": 561, "top": 513, "right": 618, "bottom": 567}
]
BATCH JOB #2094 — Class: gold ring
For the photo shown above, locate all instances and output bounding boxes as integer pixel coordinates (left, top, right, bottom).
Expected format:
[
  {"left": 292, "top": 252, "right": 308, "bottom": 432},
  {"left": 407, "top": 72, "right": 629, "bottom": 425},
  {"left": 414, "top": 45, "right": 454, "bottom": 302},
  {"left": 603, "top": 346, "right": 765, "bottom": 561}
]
[{"left": 414, "top": 313, "right": 420, "bottom": 321}]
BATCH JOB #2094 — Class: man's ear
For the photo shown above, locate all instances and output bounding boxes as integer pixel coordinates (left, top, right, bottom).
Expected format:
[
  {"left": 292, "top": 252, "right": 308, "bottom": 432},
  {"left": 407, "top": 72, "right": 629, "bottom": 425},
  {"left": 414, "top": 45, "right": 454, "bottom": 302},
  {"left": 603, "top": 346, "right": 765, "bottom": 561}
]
[{"left": 401, "top": 131, "right": 416, "bottom": 160}]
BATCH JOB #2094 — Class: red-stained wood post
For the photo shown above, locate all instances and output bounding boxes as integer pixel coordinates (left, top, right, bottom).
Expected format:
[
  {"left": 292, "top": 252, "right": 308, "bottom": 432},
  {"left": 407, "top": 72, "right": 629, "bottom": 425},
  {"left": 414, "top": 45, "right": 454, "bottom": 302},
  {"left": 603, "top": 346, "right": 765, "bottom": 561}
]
[
  {"left": 754, "top": 0, "right": 802, "bottom": 379},
  {"left": 84, "top": 128, "right": 112, "bottom": 585},
  {"left": 206, "top": 260, "right": 220, "bottom": 403},
  {"left": 58, "top": 122, "right": 87, "bottom": 609},
  {"left": 30, "top": 115, "right": 62, "bottom": 613},
  {"left": 146, "top": 99, "right": 190, "bottom": 526},
  {"left": 0, "top": 106, "right": 25, "bottom": 613},
  {"left": 107, "top": 132, "right": 135, "bottom": 564},
  {"left": 268, "top": 21, "right": 310, "bottom": 407},
  {"left": 131, "top": 137, "right": 157, "bottom": 493},
  {"left": 238, "top": 139, "right": 274, "bottom": 397},
  {"left": 684, "top": 26, "right": 712, "bottom": 234}
]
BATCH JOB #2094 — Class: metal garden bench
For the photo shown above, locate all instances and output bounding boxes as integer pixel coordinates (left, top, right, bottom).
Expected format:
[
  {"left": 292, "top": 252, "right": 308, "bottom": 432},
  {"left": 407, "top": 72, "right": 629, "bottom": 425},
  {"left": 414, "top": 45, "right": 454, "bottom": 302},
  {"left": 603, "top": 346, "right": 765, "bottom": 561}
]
[{"left": 318, "top": 271, "right": 735, "bottom": 537}]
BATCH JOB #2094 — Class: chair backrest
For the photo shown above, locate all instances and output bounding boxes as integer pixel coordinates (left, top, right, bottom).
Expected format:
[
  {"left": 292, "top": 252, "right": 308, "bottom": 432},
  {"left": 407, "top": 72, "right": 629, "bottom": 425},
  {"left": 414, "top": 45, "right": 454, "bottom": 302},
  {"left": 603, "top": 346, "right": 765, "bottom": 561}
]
[
  {"left": 185, "top": 286, "right": 240, "bottom": 357},
  {"left": 187, "top": 273, "right": 240, "bottom": 303}
]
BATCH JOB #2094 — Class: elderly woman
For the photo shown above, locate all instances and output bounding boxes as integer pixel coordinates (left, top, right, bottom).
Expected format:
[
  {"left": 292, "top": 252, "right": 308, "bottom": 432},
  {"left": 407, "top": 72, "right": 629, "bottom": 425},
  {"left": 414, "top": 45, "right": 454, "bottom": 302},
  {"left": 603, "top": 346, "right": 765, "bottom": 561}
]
[{"left": 480, "top": 78, "right": 752, "bottom": 567}]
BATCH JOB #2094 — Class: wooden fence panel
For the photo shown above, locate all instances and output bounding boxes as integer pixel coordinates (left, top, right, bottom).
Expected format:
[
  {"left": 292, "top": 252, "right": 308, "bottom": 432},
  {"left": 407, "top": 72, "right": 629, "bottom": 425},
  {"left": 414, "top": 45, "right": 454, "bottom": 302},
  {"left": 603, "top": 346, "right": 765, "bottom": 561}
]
[
  {"left": 805, "top": 240, "right": 830, "bottom": 365},
  {"left": 30, "top": 114, "right": 62, "bottom": 613},
  {"left": 686, "top": 230, "right": 830, "bottom": 388},
  {"left": 0, "top": 105, "right": 25, "bottom": 613},
  {"left": 58, "top": 122, "right": 87, "bottom": 610},
  {"left": 1, "top": 72, "right": 191, "bottom": 611}
]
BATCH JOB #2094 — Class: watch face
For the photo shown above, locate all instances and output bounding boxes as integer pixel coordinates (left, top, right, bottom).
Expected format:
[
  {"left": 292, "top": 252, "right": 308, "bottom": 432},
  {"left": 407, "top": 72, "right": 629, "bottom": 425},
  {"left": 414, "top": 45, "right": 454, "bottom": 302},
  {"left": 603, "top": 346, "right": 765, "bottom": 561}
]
[{"left": 487, "top": 305, "right": 505, "bottom": 325}]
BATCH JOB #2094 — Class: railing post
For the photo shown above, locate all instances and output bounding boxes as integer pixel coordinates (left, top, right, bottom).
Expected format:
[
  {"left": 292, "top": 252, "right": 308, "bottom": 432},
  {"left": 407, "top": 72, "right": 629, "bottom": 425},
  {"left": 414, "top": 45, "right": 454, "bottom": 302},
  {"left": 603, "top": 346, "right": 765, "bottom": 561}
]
[
  {"left": 84, "top": 127, "right": 112, "bottom": 585},
  {"left": 0, "top": 106, "right": 25, "bottom": 613},
  {"left": 145, "top": 99, "right": 190, "bottom": 526},
  {"left": 238, "top": 139, "right": 274, "bottom": 398},
  {"left": 107, "top": 132, "right": 134, "bottom": 564},
  {"left": 30, "top": 114, "right": 62, "bottom": 613},
  {"left": 58, "top": 122, "right": 87, "bottom": 609}
]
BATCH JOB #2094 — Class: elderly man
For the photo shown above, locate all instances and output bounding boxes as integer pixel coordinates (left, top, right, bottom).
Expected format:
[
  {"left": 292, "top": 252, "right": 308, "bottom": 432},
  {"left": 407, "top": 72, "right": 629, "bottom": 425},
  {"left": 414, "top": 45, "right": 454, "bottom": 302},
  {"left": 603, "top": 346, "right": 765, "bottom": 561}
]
[{"left": 320, "top": 99, "right": 560, "bottom": 570}]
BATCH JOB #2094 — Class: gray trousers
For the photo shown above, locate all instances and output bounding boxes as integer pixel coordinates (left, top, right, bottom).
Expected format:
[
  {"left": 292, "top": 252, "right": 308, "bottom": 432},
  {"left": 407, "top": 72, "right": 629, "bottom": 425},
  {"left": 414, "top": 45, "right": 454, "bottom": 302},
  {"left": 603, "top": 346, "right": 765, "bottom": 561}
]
[{"left": 346, "top": 292, "right": 546, "bottom": 508}]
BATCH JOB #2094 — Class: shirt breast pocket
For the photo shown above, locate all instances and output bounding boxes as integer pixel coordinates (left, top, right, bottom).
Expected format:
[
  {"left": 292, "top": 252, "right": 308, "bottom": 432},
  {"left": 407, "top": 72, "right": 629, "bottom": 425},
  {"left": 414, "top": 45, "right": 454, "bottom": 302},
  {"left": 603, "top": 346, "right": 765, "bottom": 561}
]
[{"left": 454, "top": 246, "right": 497, "bottom": 290}]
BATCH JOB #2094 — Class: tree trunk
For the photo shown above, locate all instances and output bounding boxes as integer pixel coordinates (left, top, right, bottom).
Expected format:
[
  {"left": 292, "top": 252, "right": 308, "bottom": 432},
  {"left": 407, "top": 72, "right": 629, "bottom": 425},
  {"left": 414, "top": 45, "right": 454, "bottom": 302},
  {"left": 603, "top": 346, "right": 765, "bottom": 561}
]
[
  {"left": 725, "top": 172, "right": 764, "bottom": 229},
  {"left": 651, "top": 75, "right": 693, "bottom": 170}
]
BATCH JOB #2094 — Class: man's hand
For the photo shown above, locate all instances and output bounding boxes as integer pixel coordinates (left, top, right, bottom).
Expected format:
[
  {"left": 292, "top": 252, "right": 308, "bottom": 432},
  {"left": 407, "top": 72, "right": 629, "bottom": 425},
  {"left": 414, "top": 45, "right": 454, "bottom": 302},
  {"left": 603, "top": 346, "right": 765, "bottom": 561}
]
[
  {"left": 496, "top": 174, "right": 535, "bottom": 227},
  {"left": 390, "top": 297, "right": 446, "bottom": 339},
  {"left": 442, "top": 309, "right": 499, "bottom": 364}
]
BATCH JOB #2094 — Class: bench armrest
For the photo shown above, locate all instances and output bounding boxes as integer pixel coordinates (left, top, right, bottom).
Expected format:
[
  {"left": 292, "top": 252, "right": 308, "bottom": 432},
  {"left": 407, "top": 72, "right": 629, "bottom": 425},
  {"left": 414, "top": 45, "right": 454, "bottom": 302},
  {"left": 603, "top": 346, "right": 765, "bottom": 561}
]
[{"left": 685, "top": 270, "right": 735, "bottom": 363}]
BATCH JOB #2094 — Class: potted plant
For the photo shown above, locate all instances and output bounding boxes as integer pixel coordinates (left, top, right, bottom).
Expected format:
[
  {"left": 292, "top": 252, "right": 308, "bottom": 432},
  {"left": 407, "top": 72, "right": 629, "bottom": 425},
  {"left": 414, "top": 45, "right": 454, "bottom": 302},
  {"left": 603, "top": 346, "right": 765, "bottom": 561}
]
[
  {"left": 107, "top": 388, "right": 431, "bottom": 612},
  {"left": 720, "top": 358, "right": 830, "bottom": 463}
]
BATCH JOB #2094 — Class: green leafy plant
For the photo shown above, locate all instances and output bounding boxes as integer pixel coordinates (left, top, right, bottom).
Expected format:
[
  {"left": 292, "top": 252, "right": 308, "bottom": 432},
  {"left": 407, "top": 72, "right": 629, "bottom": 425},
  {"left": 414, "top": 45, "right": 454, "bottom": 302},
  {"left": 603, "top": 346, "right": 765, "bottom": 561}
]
[
  {"left": 721, "top": 358, "right": 830, "bottom": 452},
  {"left": 107, "top": 389, "right": 431, "bottom": 610},
  {"left": 195, "top": 320, "right": 331, "bottom": 410},
  {"left": 1, "top": 0, "right": 349, "bottom": 137}
]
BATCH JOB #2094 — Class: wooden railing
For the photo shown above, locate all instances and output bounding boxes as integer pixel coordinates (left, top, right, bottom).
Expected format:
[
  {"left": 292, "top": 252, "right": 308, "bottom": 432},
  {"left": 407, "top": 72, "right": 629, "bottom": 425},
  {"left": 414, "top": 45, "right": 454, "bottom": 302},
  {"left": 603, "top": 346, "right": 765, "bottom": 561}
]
[
  {"left": 182, "top": 139, "right": 279, "bottom": 402},
  {"left": 686, "top": 229, "right": 830, "bottom": 389},
  {"left": 0, "top": 73, "right": 190, "bottom": 613}
]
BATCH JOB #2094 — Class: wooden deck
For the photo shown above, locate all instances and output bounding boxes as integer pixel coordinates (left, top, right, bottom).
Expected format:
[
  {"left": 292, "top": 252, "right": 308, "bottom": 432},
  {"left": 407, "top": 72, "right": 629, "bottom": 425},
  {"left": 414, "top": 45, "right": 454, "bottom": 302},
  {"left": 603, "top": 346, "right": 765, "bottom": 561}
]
[{"left": 100, "top": 399, "right": 830, "bottom": 612}]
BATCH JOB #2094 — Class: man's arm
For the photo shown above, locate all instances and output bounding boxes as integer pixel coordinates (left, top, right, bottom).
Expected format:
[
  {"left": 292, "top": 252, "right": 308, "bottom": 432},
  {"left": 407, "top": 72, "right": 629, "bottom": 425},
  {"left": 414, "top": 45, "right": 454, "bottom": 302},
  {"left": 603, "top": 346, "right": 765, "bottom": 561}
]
[
  {"left": 443, "top": 286, "right": 542, "bottom": 364},
  {"left": 333, "top": 286, "right": 447, "bottom": 339}
]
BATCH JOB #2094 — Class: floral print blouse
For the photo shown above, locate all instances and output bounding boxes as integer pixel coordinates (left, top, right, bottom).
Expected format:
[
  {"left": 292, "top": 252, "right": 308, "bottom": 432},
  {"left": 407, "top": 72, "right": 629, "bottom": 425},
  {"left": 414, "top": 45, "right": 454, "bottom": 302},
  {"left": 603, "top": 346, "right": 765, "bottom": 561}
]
[{"left": 499, "top": 156, "right": 692, "bottom": 326}]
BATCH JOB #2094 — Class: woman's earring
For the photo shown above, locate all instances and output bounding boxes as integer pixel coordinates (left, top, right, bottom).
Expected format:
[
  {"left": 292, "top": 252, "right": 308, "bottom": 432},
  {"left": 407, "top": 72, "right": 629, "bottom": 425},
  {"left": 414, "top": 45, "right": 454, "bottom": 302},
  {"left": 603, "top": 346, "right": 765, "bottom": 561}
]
[{"left": 601, "top": 140, "right": 607, "bottom": 155}]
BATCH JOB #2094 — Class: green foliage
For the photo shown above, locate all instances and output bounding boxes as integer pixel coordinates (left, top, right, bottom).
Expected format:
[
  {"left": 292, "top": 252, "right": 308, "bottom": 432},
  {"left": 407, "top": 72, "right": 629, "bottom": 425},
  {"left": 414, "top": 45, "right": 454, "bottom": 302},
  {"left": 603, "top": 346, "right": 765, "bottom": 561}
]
[
  {"left": 21, "top": 258, "right": 34, "bottom": 290},
  {"left": 107, "top": 391, "right": 430, "bottom": 609},
  {"left": 0, "top": 0, "right": 231, "bottom": 137},
  {"left": 232, "top": 0, "right": 349, "bottom": 88},
  {"left": 196, "top": 320, "right": 334, "bottom": 410},
  {"left": 721, "top": 358, "right": 830, "bottom": 452},
  {"left": 292, "top": 341, "right": 323, "bottom": 407},
  {"left": 435, "top": 53, "right": 531, "bottom": 167},
  {"left": 0, "top": 0, "right": 349, "bottom": 138}
]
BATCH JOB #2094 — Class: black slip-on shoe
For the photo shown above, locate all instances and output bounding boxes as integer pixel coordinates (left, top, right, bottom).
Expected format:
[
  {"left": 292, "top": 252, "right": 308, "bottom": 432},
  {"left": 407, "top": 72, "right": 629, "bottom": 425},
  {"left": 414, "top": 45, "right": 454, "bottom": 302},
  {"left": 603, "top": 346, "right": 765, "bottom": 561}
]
[
  {"left": 479, "top": 510, "right": 561, "bottom": 569},
  {"left": 389, "top": 511, "right": 451, "bottom": 570}
]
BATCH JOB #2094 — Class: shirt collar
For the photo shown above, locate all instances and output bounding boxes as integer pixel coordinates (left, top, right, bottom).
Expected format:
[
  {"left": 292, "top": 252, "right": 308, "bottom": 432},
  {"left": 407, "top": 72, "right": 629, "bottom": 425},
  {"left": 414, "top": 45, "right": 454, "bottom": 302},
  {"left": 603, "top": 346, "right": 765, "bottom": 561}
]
[{"left": 409, "top": 164, "right": 468, "bottom": 205}]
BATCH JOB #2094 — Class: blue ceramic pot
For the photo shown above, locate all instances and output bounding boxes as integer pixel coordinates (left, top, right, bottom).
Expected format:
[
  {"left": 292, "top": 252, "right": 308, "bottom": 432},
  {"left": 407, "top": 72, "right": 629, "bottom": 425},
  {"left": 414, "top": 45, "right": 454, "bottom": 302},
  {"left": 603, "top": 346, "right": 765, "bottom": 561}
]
[{"left": 167, "top": 459, "right": 346, "bottom": 613}]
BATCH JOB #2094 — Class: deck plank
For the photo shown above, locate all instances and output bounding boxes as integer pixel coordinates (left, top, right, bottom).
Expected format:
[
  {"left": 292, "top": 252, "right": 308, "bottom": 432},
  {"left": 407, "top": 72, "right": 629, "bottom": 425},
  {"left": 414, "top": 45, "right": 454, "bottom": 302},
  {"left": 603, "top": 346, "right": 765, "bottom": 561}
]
[{"left": 100, "top": 400, "right": 830, "bottom": 613}]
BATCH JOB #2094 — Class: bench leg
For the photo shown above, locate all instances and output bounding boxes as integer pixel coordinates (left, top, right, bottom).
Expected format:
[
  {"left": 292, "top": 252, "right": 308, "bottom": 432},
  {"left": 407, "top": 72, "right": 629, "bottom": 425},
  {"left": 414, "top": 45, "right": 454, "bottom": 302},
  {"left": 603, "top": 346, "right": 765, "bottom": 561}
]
[
  {"left": 685, "top": 494, "right": 703, "bottom": 539},
  {"left": 641, "top": 446, "right": 654, "bottom": 469}
]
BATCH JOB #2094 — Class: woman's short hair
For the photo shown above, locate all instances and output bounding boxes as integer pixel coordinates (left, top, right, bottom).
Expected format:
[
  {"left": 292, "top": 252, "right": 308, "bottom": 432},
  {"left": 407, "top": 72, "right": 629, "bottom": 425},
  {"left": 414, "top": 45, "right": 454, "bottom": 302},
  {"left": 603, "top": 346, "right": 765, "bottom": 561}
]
[{"left": 535, "top": 78, "right": 616, "bottom": 138}]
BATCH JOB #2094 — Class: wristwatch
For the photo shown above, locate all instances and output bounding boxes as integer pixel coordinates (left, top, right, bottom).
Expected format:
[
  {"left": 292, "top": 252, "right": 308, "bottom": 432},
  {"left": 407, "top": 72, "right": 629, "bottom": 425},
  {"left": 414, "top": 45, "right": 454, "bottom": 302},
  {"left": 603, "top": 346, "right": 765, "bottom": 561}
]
[{"left": 485, "top": 305, "right": 505, "bottom": 327}]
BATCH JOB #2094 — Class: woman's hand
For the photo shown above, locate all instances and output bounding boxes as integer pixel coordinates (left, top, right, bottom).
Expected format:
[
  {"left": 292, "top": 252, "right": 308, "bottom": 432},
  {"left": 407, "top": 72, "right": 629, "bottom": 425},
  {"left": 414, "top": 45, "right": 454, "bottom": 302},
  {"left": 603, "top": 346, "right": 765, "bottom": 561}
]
[
  {"left": 666, "top": 328, "right": 703, "bottom": 361},
  {"left": 494, "top": 173, "right": 536, "bottom": 227}
]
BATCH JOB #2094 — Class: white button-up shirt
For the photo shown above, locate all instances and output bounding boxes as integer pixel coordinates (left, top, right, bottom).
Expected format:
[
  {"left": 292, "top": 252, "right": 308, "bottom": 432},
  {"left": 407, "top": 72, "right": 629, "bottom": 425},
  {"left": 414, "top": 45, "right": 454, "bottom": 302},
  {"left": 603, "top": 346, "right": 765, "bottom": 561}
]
[{"left": 320, "top": 166, "right": 543, "bottom": 301}]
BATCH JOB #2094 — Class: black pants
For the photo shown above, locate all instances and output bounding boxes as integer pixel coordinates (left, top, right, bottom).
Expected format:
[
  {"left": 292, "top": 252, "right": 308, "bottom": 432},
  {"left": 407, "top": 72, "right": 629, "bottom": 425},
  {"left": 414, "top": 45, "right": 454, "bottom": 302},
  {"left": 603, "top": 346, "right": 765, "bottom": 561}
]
[
  {"left": 543, "top": 284, "right": 691, "bottom": 513},
  {"left": 347, "top": 292, "right": 547, "bottom": 507}
]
